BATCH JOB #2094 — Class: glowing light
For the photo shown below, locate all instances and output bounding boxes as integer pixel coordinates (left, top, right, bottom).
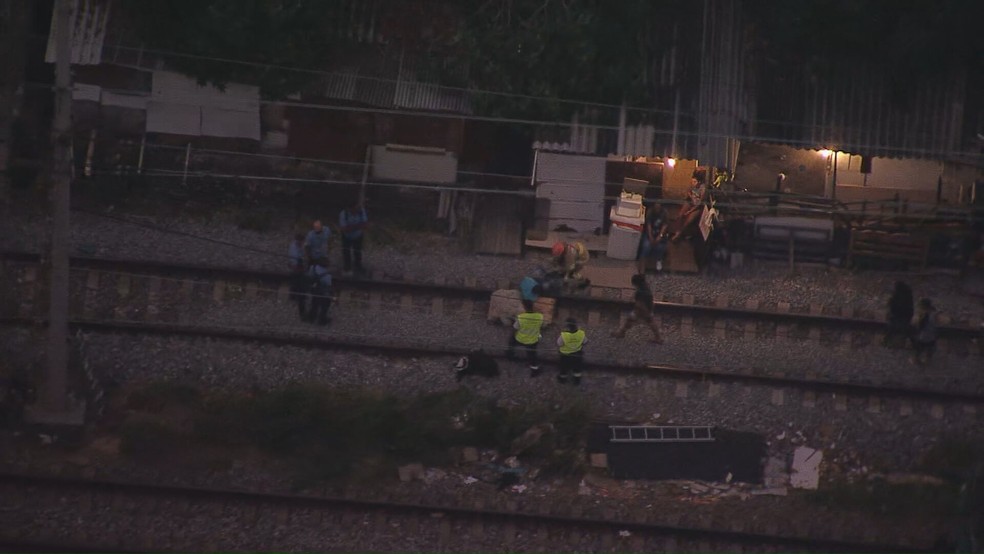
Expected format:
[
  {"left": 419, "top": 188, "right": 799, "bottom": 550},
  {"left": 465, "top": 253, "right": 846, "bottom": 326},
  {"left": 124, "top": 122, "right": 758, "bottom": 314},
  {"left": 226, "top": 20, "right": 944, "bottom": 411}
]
[
  {"left": 666, "top": 158, "right": 676, "bottom": 167},
  {"left": 818, "top": 149, "right": 832, "bottom": 158}
]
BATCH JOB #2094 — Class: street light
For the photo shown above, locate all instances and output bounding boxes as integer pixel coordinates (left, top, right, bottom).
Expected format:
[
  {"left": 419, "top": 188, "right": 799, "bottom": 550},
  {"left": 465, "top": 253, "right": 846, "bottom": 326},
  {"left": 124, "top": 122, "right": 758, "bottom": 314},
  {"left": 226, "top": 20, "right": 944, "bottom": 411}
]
[{"left": 818, "top": 149, "right": 832, "bottom": 158}]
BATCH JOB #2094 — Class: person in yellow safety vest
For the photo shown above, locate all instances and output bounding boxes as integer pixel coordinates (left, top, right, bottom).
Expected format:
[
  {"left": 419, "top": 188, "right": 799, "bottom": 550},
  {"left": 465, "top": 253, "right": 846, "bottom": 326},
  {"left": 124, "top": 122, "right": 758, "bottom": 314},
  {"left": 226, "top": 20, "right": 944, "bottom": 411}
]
[
  {"left": 556, "top": 318, "right": 587, "bottom": 385},
  {"left": 552, "top": 241, "right": 590, "bottom": 281},
  {"left": 506, "top": 300, "right": 544, "bottom": 376}
]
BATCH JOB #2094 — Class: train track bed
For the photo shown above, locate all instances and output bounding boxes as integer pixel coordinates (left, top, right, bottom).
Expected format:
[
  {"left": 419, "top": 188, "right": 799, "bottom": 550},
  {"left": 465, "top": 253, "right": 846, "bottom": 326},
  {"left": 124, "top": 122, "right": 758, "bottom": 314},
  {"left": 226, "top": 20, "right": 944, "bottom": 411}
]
[
  {"left": 0, "top": 466, "right": 947, "bottom": 552},
  {"left": 2, "top": 254, "right": 981, "bottom": 398}
]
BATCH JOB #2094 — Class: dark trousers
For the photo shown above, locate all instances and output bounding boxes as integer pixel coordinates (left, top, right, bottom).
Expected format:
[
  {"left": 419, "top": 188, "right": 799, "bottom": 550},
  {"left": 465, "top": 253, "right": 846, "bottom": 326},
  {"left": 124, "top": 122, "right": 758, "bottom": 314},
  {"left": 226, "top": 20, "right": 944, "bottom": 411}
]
[
  {"left": 507, "top": 336, "right": 538, "bottom": 367},
  {"left": 303, "top": 291, "right": 332, "bottom": 325},
  {"left": 289, "top": 271, "right": 307, "bottom": 307},
  {"left": 342, "top": 235, "right": 364, "bottom": 271},
  {"left": 558, "top": 351, "right": 584, "bottom": 381}
]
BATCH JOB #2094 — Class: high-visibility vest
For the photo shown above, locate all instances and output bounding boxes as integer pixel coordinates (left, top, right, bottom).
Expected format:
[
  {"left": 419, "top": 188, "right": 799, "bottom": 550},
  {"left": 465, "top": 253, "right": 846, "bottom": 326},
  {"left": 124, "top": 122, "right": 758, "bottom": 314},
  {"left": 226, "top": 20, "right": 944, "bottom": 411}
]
[
  {"left": 514, "top": 312, "right": 544, "bottom": 345},
  {"left": 559, "top": 329, "right": 585, "bottom": 354}
]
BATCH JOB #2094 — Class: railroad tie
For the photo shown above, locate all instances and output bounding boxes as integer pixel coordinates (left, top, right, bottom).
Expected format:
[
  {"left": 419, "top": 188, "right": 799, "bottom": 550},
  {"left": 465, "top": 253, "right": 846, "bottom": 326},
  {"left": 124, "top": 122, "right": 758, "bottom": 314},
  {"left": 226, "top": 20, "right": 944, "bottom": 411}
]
[
  {"left": 834, "top": 395, "right": 848, "bottom": 411},
  {"left": 802, "top": 391, "right": 816, "bottom": 408},
  {"left": 707, "top": 382, "right": 721, "bottom": 398},
  {"left": 369, "top": 291, "right": 383, "bottom": 311},
  {"left": 431, "top": 296, "right": 444, "bottom": 315},
  {"left": 117, "top": 274, "right": 131, "bottom": 298},
  {"left": 899, "top": 401, "right": 913, "bottom": 416},
  {"left": 145, "top": 276, "right": 162, "bottom": 322},
  {"left": 277, "top": 282, "right": 290, "bottom": 303},
  {"left": 867, "top": 396, "right": 881, "bottom": 413},
  {"left": 245, "top": 282, "right": 257, "bottom": 300},
  {"left": 680, "top": 315, "right": 693, "bottom": 337},
  {"left": 82, "top": 271, "right": 100, "bottom": 317},
  {"left": 212, "top": 280, "right": 225, "bottom": 304},
  {"left": 674, "top": 382, "right": 688, "bottom": 398},
  {"left": 930, "top": 404, "right": 945, "bottom": 419},
  {"left": 770, "top": 389, "right": 784, "bottom": 406},
  {"left": 587, "top": 309, "right": 601, "bottom": 327},
  {"left": 400, "top": 294, "right": 413, "bottom": 311}
]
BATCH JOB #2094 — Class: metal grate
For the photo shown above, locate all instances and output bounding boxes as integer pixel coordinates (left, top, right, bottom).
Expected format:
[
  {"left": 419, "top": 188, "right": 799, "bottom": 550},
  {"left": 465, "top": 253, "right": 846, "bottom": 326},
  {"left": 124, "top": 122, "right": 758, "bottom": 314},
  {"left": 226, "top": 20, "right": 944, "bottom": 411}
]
[{"left": 609, "top": 425, "right": 715, "bottom": 443}]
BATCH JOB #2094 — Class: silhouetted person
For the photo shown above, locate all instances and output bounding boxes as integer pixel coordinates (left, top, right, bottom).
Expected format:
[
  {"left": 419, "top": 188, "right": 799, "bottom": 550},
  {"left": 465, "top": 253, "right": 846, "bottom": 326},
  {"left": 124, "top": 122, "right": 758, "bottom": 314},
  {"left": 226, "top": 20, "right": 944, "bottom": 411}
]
[{"left": 884, "top": 281, "right": 914, "bottom": 347}]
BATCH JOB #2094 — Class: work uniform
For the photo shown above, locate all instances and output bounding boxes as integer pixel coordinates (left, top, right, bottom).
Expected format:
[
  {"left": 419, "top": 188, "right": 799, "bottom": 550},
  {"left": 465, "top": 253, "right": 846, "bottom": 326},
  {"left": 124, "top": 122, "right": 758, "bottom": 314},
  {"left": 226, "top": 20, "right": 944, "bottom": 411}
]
[
  {"left": 304, "top": 263, "right": 333, "bottom": 325},
  {"left": 556, "top": 328, "right": 586, "bottom": 384},
  {"left": 561, "top": 242, "right": 590, "bottom": 280},
  {"left": 305, "top": 228, "right": 331, "bottom": 263},
  {"left": 507, "top": 310, "right": 543, "bottom": 373},
  {"left": 339, "top": 207, "right": 368, "bottom": 273}
]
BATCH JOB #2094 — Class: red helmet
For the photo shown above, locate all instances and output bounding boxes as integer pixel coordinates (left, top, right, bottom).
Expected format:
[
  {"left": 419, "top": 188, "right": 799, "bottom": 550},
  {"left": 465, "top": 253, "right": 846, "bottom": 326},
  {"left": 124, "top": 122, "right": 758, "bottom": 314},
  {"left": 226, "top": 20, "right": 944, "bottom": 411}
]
[{"left": 551, "top": 242, "right": 566, "bottom": 257}]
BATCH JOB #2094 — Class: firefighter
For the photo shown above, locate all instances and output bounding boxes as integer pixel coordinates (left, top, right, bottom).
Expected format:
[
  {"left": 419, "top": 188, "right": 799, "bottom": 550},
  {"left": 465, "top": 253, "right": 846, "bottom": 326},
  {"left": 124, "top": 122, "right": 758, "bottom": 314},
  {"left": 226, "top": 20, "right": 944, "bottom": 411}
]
[{"left": 551, "top": 241, "right": 590, "bottom": 288}]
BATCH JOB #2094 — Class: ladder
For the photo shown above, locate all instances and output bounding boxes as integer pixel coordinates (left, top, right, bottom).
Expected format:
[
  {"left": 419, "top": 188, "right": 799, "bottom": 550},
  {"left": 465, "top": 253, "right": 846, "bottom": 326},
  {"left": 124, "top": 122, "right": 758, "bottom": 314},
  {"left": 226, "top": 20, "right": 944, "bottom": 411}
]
[{"left": 609, "top": 425, "right": 715, "bottom": 443}]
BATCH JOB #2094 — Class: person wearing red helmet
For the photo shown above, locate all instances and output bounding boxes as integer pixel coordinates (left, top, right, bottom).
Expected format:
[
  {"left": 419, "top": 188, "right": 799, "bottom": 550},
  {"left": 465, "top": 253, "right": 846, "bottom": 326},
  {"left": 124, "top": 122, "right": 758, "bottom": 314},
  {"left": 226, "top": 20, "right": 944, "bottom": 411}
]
[{"left": 552, "top": 241, "right": 590, "bottom": 287}]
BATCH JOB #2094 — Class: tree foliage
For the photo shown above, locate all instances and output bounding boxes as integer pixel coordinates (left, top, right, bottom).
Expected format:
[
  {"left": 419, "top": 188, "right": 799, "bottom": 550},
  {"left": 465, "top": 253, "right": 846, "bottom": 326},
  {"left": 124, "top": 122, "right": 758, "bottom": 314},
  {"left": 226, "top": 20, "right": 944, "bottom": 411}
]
[
  {"left": 119, "top": 0, "right": 354, "bottom": 97},
  {"left": 433, "top": 0, "right": 699, "bottom": 119},
  {"left": 746, "top": 0, "right": 984, "bottom": 101}
]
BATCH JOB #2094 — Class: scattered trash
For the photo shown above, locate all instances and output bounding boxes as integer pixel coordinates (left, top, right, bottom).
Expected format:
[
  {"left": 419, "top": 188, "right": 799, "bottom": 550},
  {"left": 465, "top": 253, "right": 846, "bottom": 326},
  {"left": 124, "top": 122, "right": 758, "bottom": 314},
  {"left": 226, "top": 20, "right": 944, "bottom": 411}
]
[
  {"left": 790, "top": 446, "right": 823, "bottom": 490},
  {"left": 510, "top": 484, "right": 527, "bottom": 493},
  {"left": 504, "top": 456, "right": 521, "bottom": 468},
  {"left": 578, "top": 480, "right": 591, "bottom": 496},
  {"left": 775, "top": 431, "right": 786, "bottom": 440},
  {"left": 725, "top": 472, "right": 733, "bottom": 483},
  {"left": 462, "top": 476, "right": 479, "bottom": 485},
  {"left": 423, "top": 468, "right": 446, "bottom": 485},
  {"left": 510, "top": 423, "right": 554, "bottom": 456},
  {"left": 618, "top": 530, "right": 632, "bottom": 538}
]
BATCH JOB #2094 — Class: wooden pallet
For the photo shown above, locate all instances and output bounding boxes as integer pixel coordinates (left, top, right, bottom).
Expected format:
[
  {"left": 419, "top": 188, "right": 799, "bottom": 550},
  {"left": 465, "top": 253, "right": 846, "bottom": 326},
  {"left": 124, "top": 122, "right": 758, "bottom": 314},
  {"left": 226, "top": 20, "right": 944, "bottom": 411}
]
[{"left": 848, "top": 229, "right": 930, "bottom": 269}]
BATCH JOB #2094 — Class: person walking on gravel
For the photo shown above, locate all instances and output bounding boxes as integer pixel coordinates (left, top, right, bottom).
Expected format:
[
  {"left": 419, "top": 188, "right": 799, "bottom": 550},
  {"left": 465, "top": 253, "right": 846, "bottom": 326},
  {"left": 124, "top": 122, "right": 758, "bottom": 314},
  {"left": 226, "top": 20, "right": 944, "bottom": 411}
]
[
  {"left": 884, "top": 281, "right": 914, "bottom": 347},
  {"left": 612, "top": 274, "right": 663, "bottom": 343},
  {"left": 910, "top": 298, "right": 938, "bottom": 365},
  {"left": 339, "top": 202, "right": 369, "bottom": 275},
  {"left": 288, "top": 232, "right": 308, "bottom": 315},
  {"left": 557, "top": 318, "right": 587, "bottom": 385},
  {"left": 507, "top": 300, "right": 544, "bottom": 376},
  {"left": 304, "top": 219, "right": 332, "bottom": 266},
  {"left": 303, "top": 258, "right": 333, "bottom": 326}
]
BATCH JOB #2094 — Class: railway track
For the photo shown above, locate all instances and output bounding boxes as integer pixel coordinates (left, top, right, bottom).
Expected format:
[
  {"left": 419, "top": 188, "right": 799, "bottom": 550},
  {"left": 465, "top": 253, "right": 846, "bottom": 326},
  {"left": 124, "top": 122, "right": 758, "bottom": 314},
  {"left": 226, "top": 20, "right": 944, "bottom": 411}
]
[
  {"left": 3, "top": 250, "right": 982, "bottom": 346},
  {"left": 2, "top": 315, "right": 982, "bottom": 409},
  {"left": 0, "top": 471, "right": 930, "bottom": 552}
]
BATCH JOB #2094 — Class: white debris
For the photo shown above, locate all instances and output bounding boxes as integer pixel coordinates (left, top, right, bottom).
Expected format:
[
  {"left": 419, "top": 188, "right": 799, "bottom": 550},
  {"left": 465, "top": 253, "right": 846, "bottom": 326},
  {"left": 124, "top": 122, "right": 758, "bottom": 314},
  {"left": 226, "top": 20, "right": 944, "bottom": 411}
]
[
  {"left": 619, "top": 530, "right": 632, "bottom": 537},
  {"left": 790, "top": 446, "right": 823, "bottom": 490},
  {"left": 462, "top": 476, "right": 479, "bottom": 485}
]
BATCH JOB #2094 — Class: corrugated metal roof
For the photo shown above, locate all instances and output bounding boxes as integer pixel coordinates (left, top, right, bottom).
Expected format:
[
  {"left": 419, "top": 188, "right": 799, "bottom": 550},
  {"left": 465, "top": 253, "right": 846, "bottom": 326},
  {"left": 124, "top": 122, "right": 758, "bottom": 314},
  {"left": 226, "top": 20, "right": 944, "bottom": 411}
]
[
  {"left": 45, "top": 0, "right": 111, "bottom": 66},
  {"left": 757, "top": 63, "right": 968, "bottom": 160}
]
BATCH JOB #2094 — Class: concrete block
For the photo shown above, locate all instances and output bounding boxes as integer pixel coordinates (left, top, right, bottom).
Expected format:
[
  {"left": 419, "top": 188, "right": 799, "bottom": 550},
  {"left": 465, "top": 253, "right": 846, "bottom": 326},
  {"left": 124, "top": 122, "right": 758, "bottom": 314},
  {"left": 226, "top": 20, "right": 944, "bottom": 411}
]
[
  {"left": 589, "top": 453, "right": 608, "bottom": 468},
  {"left": 708, "top": 383, "right": 721, "bottom": 398},
  {"left": 398, "top": 463, "right": 425, "bottom": 482}
]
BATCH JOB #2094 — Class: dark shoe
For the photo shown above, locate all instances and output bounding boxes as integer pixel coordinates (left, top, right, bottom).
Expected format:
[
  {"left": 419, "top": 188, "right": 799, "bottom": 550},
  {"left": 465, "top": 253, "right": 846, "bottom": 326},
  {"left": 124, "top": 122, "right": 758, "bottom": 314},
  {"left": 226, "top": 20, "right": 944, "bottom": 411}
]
[{"left": 557, "top": 374, "right": 568, "bottom": 384}]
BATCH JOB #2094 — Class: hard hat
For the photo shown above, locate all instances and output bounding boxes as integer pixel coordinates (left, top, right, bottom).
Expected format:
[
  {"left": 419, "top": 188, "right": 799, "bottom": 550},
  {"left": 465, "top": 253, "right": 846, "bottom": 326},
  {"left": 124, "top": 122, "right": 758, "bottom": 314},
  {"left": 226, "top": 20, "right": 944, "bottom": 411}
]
[{"left": 551, "top": 242, "right": 565, "bottom": 257}]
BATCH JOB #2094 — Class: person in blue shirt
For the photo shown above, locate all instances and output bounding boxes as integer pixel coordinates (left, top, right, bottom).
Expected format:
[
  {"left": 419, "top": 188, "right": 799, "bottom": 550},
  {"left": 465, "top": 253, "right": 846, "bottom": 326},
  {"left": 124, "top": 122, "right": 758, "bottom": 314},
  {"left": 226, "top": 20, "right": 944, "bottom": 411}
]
[
  {"left": 519, "top": 275, "right": 541, "bottom": 302},
  {"left": 339, "top": 203, "right": 368, "bottom": 274},
  {"left": 304, "top": 220, "right": 331, "bottom": 265},
  {"left": 638, "top": 204, "right": 669, "bottom": 274},
  {"left": 287, "top": 233, "right": 307, "bottom": 316},
  {"left": 303, "top": 258, "right": 333, "bottom": 326}
]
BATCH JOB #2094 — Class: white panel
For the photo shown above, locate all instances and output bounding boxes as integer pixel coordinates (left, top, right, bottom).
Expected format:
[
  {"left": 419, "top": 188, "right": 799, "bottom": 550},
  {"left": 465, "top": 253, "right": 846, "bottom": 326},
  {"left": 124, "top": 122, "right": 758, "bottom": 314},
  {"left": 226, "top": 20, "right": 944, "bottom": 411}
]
[
  {"left": 101, "top": 91, "right": 148, "bottom": 110},
  {"left": 146, "top": 101, "right": 201, "bottom": 136},
  {"left": 865, "top": 158, "right": 942, "bottom": 190},
  {"left": 72, "top": 83, "right": 101, "bottom": 102},
  {"left": 536, "top": 152, "right": 606, "bottom": 183},
  {"left": 201, "top": 106, "right": 261, "bottom": 140},
  {"left": 370, "top": 145, "right": 457, "bottom": 184}
]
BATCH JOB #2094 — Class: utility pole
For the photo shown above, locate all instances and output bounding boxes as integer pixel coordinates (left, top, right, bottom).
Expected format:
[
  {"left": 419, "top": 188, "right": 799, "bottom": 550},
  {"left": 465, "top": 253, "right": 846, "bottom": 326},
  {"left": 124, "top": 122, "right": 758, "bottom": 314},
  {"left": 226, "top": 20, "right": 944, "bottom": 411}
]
[{"left": 39, "top": 0, "right": 73, "bottom": 415}]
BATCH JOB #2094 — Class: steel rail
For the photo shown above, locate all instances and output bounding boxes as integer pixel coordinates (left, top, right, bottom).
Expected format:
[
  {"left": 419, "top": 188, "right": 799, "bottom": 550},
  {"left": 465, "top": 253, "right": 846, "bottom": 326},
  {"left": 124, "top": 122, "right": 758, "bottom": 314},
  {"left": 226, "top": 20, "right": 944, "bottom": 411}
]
[
  {"left": 2, "top": 316, "right": 982, "bottom": 404},
  {"left": 3, "top": 250, "right": 981, "bottom": 338},
  {"left": 0, "top": 471, "right": 930, "bottom": 553}
]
